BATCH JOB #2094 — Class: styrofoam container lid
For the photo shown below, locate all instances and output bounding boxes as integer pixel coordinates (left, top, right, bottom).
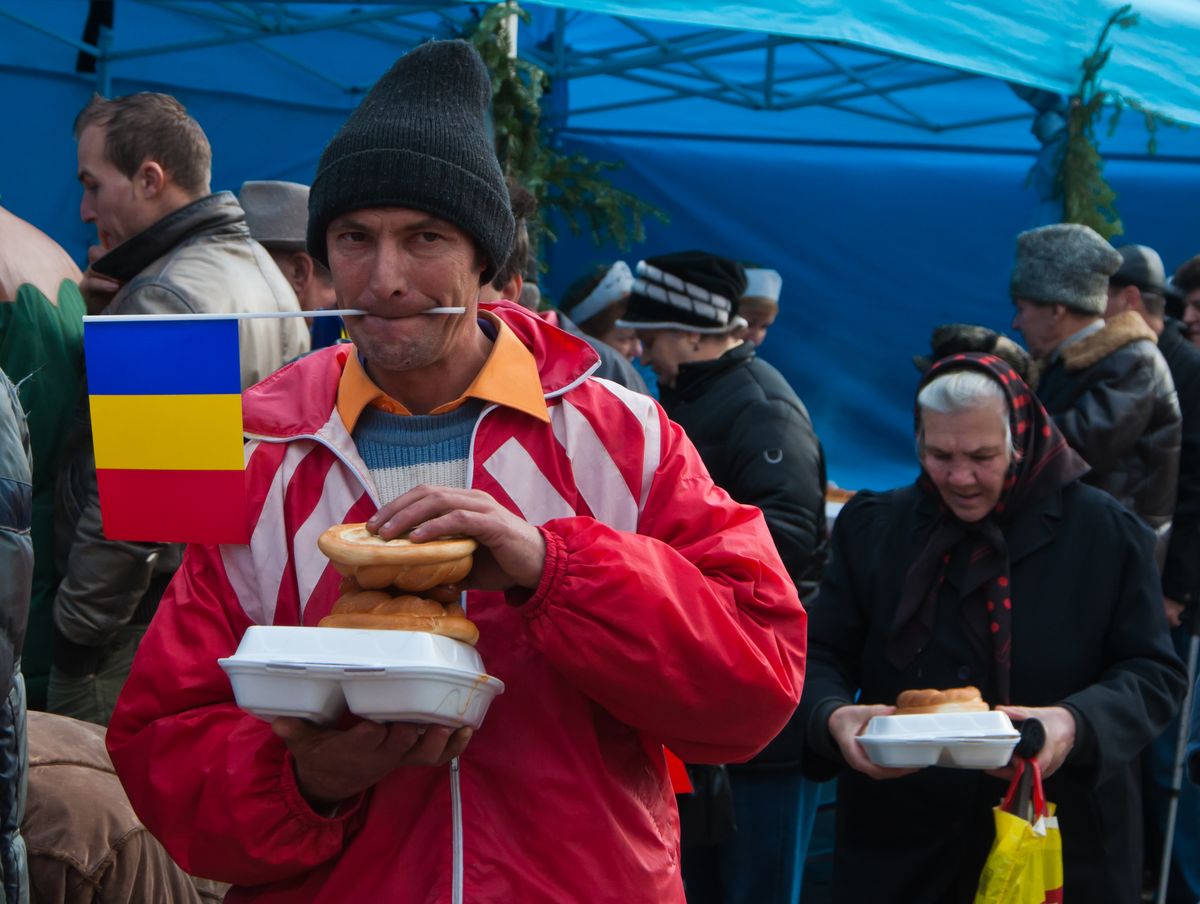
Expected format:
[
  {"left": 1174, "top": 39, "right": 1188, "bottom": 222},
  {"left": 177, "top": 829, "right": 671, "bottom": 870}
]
[
  {"left": 864, "top": 711, "right": 1018, "bottom": 740},
  {"left": 225, "top": 625, "right": 485, "bottom": 673},
  {"left": 218, "top": 626, "right": 506, "bottom": 729},
  {"left": 859, "top": 734, "right": 1018, "bottom": 770}
]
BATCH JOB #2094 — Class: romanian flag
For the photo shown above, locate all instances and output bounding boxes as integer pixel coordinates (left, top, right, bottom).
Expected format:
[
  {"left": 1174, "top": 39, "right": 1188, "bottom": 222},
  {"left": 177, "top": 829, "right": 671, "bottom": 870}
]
[{"left": 84, "top": 315, "right": 249, "bottom": 544}]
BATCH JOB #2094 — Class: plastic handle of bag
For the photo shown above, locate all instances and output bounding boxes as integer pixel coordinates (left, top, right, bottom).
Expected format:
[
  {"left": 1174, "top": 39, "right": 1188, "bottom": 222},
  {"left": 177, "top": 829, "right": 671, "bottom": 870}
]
[{"left": 1000, "top": 755, "right": 1046, "bottom": 820}]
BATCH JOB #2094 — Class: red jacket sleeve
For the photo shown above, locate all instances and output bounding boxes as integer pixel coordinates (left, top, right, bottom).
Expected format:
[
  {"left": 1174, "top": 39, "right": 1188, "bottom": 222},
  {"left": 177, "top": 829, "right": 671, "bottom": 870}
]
[
  {"left": 105, "top": 544, "right": 367, "bottom": 885},
  {"left": 518, "top": 413, "right": 807, "bottom": 764}
]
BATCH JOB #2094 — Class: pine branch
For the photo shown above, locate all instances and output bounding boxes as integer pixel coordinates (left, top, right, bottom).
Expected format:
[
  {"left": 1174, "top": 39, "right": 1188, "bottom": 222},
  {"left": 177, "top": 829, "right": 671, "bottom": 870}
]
[{"left": 466, "top": 3, "right": 667, "bottom": 273}]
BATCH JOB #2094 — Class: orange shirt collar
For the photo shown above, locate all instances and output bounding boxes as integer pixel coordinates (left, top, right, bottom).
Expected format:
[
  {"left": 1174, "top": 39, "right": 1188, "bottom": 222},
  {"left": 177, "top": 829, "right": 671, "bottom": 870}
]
[{"left": 336, "top": 311, "right": 548, "bottom": 433}]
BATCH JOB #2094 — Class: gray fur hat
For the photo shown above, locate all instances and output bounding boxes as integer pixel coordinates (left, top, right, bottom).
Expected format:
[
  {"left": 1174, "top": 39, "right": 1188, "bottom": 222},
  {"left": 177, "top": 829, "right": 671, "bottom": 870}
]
[{"left": 1009, "top": 223, "right": 1122, "bottom": 315}]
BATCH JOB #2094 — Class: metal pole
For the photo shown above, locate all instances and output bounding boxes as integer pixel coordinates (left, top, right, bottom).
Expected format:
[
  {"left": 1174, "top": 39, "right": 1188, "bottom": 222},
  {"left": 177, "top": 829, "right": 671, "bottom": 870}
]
[{"left": 1156, "top": 604, "right": 1200, "bottom": 904}]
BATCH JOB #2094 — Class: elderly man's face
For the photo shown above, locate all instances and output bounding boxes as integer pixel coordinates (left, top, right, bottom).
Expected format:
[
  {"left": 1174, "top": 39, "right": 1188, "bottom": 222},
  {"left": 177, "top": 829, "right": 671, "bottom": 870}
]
[
  {"left": 919, "top": 405, "right": 1011, "bottom": 523},
  {"left": 327, "top": 207, "right": 484, "bottom": 375},
  {"left": 1011, "top": 298, "right": 1061, "bottom": 360}
]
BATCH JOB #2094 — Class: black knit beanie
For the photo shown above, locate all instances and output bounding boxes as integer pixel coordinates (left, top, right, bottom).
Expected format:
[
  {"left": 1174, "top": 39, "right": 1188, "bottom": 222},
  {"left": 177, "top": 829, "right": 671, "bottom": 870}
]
[
  {"left": 307, "top": 39, "right": 515, "bottom": 283},
  {"left": 620, "top": 251, "right": 747, "bottom": 333}
]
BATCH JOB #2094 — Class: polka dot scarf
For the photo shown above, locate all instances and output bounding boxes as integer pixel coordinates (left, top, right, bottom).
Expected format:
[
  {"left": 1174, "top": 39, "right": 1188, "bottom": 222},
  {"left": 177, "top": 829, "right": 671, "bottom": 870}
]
[{"left": 887, "top": 352, "right": 1088, "bottom": 704}]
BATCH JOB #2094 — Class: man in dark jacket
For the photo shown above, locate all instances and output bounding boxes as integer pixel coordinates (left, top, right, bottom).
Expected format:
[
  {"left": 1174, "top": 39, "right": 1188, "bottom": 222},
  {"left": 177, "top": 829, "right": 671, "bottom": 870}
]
[
  {"left": 1010, "top": 224, "right": 1181, "bottom": 564},
  {"left": 623, "top": 251, "right": 826, "bottom": 904},
  {"left": 1108, "top": 243, "right": 1200, "bottom": 904},
  {"left": 55, "top": 92, "right": 310, "bottom": 724}
]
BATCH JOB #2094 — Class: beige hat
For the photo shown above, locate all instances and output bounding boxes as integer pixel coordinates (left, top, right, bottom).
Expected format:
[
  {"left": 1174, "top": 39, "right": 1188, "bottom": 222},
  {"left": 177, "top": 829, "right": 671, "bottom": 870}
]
[{"left": 238, "top": 180, "right": 310, "bottom": 251}]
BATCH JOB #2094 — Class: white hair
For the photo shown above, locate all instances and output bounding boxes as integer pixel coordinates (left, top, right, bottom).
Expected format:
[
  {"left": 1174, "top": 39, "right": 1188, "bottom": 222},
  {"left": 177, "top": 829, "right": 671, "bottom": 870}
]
[{"left": 916, "top": 370, "right": 1015, "bottom": 460}]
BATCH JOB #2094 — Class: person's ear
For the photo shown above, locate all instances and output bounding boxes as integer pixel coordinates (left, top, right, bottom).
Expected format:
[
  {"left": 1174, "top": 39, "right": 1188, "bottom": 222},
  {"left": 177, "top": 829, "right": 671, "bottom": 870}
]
[
  {"left": 1127, "top": 286, "right": 1146, "bottom": 314},
  {"left": 500, "top": 272, "right": 523, "bottom": 303},
  {"left": 286, "top": 251, "right": 315, "bottom": 295},
  {"left": 137, "top": 161, "right": 167, "bottom": 199}
]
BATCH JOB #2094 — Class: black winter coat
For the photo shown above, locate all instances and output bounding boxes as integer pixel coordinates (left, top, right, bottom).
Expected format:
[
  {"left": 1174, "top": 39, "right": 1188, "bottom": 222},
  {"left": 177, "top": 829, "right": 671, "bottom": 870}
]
[
  {"left": 1158, "top": 318, "right": 1200, "bottom": 608},
  {"left": 664, "top": 341, "right": 826, "bottom": 769},
  {"left": 663, "top": 342, "right": 827, "bottom": 599},
  {"left": 1036, "top": 311, "right": 1181, "bottom": 557},
  {"left": 798, "top": 481, "right": 1185, "bottom": 904}
]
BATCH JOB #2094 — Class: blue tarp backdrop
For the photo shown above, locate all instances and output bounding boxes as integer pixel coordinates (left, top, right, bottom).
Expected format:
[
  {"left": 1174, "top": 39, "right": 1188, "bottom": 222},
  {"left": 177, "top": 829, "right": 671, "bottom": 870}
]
[{"left": 1, "top": 0, "right": 1198, "bottom": 489}]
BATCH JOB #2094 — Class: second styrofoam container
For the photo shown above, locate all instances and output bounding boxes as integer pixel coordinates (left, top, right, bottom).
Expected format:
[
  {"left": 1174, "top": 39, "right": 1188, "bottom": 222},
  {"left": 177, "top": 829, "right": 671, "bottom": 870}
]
[{"left": 863, "top": 711, "right": 1019, "bottom": 739}]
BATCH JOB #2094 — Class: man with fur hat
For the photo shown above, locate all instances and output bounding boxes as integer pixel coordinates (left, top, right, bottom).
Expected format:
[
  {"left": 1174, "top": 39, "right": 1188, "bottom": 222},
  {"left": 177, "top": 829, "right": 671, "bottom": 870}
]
[
  {"left": 105, "top": 41, "right": 806, "bottom": 904},
  {"left": 1108, "top": 243, "right": 1200, "bottom": 904},
  {"left": 1010, "top": 224, "right": 1180, "bottom": 563},
  {"left": 623, "top": 252, "right": 827, "bottom": 904}
]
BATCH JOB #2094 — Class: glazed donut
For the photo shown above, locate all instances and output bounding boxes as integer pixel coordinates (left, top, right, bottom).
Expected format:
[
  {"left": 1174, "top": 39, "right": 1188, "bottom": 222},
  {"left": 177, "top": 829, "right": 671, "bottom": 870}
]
[
  {"left": 894, "top": 686, "right": 988, "bottom": 715},
  {"left": 318, "top": 523, "right": 476, "bottom": 592}
]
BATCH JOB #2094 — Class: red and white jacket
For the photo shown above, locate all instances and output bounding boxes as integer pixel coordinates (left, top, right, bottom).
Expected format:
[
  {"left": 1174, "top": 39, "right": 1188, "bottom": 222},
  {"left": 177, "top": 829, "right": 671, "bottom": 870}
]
[{"left": 106, "top": 302, "right": 807, "bottom": 904}]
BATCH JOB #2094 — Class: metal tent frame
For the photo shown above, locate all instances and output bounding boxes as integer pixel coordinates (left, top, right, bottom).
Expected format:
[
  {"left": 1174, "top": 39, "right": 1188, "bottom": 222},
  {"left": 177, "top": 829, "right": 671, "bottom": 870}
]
[{"left": 0, "top": 0, "right": 1034, "bottom": 137}]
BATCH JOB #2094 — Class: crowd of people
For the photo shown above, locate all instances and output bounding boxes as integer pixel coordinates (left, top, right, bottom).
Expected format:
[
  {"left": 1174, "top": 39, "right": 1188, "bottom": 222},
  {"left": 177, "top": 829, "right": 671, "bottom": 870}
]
[{"left": 0, "top": 34, "right": 1198, "bottom": 904}]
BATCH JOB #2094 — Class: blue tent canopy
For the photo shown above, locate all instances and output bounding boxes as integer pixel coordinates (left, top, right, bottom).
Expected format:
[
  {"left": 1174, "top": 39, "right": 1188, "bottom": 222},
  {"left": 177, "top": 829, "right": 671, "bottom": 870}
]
[{"left": 2, "top": 0, "right": 1198, "bottom": 489}]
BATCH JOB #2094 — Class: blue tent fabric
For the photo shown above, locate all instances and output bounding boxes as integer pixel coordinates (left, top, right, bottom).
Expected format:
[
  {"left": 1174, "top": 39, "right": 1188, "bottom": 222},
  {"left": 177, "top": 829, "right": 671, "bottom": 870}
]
[
  {"left": 1, "top": 0, "right": 1199, "bottom": 490},
  {"left": 532, "top": 0, "right": 1200, "bottom": 127}
]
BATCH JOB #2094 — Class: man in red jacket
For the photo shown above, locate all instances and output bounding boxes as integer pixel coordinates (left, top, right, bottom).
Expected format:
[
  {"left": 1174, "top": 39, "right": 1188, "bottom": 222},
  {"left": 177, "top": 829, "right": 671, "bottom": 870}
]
[{"left": 106, "top": 39, "right": 806, "bottom": 904}]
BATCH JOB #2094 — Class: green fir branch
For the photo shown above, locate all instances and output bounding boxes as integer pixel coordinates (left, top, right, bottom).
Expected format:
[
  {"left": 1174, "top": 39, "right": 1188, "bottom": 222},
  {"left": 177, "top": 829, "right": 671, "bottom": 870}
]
[{"left": 466, "top": 3, "right": 667, "bottom": 275}]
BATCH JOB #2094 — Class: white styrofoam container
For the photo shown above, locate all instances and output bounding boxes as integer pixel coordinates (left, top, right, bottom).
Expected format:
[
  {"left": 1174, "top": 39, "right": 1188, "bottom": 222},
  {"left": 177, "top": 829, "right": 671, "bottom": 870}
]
[
  {"left": 858, "top": 735, "right": 1019, "bottom": 770},
  {"left": 858, "top": 709, "right": 1020, "bottom": 769},
  {"left": 218, "top": 626, "right": 504, "bottom": 728},
  {"left": 863, "top": 711, "right": 1019, "bottom": 740}
]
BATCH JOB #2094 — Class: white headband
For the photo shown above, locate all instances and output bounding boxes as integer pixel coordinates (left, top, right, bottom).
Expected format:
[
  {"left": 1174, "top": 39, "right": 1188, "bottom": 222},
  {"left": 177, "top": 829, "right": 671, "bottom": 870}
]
[
  {"left": 743, "top": 268, "right": 782, "bottom": 302},
  {"left": 568, "top": 261, "right": 634, "bottom": 325}
]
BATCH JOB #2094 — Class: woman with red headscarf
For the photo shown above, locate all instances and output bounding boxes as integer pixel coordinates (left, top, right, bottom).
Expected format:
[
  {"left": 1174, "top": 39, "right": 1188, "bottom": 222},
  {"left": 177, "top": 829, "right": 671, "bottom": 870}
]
[{"left": 797, "top": 353, "right": 1185, "bottom": 903}]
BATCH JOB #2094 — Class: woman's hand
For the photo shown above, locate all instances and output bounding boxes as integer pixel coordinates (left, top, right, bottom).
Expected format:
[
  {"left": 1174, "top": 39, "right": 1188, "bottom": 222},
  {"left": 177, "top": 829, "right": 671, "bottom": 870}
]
[
  {"left": 987, "top": 704, "right": 1077, "bottom": 780},
  {"left": 827, "top": 704, "right": 920, "bottom": 780}
]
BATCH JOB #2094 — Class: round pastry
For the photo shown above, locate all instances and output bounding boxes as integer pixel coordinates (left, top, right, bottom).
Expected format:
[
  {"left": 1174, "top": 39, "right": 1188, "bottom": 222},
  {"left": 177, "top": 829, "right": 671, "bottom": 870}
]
[
  {"left": 318, "top": 523, "right": 476, "bottom": 592},
  {"left": 318, "top": 591, "right": 479, "bottom": 645},
  {"left": 894, "top": 686, "right": 989, "bottom": 715}
]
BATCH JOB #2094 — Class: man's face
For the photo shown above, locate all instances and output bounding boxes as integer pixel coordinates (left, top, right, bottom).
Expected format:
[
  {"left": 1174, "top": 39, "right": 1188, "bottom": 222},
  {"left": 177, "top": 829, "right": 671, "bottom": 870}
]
[
  {"left": 1183, "top": 289, "right": 1200, "bottom": 348},
  {"left": 1011, "top": 298, "right": 1062, "bottom": 359},
  {"left": 76, "top": 125, "right": 155, "bottom": 250},
  {"left": 327, "top": 207, "right": 485, "bottom": 374},
  {"left": 919, "top": 405, "right": 1011, "bottom": 523},
  {"left": 738, "top": 303, "right": 776, "bottom": 348},
  {"left": 637, "top": 328, "right": 698, "bottom": 388}
]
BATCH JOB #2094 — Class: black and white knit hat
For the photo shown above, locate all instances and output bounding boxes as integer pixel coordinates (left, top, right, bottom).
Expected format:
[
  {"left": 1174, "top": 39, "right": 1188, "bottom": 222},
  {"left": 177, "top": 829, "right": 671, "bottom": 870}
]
[
  {"left": 307, "top": 39, "right": 514, "bottom": 283},
  {"left": 618, "top": 251, "right": 747, "bottom": 333}
]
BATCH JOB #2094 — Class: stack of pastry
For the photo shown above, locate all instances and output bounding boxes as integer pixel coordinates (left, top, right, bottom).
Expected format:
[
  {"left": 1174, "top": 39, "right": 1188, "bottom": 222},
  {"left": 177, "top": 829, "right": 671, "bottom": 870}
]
[{"left": 316, "top": 523, "right": 480, "bottom": 646}]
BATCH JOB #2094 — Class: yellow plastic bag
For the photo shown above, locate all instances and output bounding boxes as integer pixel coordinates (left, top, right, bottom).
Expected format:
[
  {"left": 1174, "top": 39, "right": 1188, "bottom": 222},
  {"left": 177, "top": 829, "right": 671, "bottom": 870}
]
[{"left": 974, "top": 757, "right": 1063, "bottom": 904}]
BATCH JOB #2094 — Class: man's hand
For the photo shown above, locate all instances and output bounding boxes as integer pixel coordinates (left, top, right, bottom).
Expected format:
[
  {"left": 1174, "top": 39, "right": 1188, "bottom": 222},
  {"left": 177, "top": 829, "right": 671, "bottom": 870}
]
[
  {"left": 272, "top": 717, "right": 473, "bottom": 811},
  {"left": 827, "top": 704, "right": 919, "bottom": 780},
  {"left": 1165, "top": 596, "right": 1185, "bottom": 629},
  {"left": 79, "top": 245, "right": 122, "bottom": 314},
  {"left": 368, "top": 486, "right": 546, "bottom": 591},
  {"left": 988, "top": 704, "right": 1076, "bottom": 780}
]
